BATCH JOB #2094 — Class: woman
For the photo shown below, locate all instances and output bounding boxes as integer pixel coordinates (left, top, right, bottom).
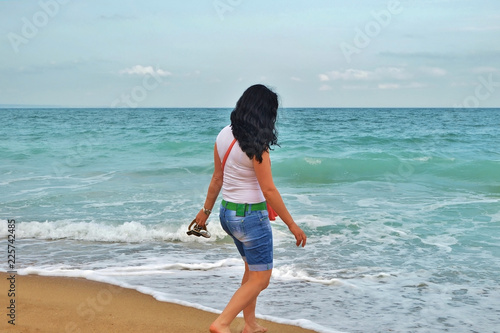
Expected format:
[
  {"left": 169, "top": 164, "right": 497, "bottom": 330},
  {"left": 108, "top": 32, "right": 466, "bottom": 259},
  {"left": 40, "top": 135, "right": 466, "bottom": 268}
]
[{"left": 195, "top": 84, "right": 307, "bottom": 333}]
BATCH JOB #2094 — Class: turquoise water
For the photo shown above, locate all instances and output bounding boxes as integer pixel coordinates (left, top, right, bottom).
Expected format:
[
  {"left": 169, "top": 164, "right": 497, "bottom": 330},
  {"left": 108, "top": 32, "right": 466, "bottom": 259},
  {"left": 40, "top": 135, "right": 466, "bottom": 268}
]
[{"left": 1, "top": 108, "right": 499, "bottom": 332}]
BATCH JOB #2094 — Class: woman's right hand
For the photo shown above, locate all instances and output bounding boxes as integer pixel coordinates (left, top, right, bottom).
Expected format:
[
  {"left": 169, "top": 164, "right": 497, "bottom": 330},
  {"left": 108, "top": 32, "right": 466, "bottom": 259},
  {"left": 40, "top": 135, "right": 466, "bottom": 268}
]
[{"left": 195, "top": 209, "right": 209, "bottom": 228}]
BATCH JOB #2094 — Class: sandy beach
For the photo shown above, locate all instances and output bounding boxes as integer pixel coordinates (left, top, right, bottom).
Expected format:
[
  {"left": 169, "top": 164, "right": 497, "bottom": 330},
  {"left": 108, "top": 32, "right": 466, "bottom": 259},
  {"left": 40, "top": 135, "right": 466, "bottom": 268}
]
[{"left": 0, "top": 272, "right": 318, "bottom": 333}]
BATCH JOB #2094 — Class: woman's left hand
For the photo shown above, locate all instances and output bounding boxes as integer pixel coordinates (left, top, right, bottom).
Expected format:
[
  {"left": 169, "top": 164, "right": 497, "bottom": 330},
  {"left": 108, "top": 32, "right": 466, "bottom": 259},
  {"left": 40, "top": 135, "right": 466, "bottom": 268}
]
[{"left": 289, "top": 224, "right": 307, "bottom": 247}]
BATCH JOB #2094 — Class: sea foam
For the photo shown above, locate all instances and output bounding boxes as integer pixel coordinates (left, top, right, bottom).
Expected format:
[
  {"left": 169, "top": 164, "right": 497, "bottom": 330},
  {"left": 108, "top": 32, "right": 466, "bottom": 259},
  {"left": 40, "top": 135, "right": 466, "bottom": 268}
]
[{"left": 5, "top": 219, "right": 228, "bottom": 243}]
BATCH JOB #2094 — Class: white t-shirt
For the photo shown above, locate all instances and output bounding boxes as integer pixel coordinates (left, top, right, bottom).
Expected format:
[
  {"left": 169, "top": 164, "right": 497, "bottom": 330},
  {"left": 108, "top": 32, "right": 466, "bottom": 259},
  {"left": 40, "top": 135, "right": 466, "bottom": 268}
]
[{"left": 216, "top": 125, "right": 265, "bottom": 204}]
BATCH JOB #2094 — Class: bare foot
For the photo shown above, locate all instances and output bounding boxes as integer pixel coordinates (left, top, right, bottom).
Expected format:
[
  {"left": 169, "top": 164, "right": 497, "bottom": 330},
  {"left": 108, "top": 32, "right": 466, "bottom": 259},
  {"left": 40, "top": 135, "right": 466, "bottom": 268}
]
[
  {"left": 210, "top": 321, "right": 232, "bottom": 333},
  {"left": 242, "top": 322, "right": 268, "bottom": 333}
]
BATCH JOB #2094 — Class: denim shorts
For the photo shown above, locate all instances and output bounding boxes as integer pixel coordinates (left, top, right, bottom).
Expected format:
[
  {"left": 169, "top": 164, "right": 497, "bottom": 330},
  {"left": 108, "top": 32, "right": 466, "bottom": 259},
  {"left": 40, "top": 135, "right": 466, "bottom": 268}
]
[{"left": 219, "top": 203, "right": 273, "bottom": 271}]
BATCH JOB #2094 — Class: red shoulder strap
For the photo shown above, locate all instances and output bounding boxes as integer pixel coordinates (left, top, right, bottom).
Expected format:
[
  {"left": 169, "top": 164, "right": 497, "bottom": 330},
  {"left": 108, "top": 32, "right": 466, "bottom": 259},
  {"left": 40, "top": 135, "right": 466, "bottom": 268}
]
[{"left": 222, "top": 138, "right": 237, "bottom": 171}]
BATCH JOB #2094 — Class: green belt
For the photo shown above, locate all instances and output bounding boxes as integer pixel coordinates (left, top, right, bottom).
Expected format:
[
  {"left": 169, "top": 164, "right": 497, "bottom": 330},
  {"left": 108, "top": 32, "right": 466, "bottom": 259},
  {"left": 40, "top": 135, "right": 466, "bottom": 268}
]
[{"left": 221, "top": 200, "right": 267, "bottom": 216}]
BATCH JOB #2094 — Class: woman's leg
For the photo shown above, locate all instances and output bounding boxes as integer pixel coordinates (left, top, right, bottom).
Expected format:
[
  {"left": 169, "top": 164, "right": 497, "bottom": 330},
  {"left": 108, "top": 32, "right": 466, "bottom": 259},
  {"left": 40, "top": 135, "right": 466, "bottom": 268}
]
[
  {"left": 210, "top": 266, "right": 272, "bottom": 333},
  {"left": 241, "top": 262, "right": 268, "bottom": 333}
]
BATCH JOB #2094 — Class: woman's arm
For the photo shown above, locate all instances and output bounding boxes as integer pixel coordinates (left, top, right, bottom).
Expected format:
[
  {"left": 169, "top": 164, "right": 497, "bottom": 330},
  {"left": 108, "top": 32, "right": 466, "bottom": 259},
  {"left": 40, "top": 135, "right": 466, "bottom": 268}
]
[
  {"left": 196, "top": 143, "right": 223, "bottom": 227},
  {"left": 253, "top": 151, "right": 307, "bottom": 247}
]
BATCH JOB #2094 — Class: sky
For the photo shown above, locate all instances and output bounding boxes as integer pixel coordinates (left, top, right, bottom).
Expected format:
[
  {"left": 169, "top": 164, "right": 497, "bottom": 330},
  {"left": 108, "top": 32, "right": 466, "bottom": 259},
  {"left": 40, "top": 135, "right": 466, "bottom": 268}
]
[{"left": 1, "top": 0, "right": 499, "bottom": 108}]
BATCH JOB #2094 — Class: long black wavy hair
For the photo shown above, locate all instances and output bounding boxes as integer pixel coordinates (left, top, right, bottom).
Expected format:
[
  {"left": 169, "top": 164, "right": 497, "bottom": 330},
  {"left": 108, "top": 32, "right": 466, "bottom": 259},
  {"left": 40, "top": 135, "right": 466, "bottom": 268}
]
[{"left": 230, "top": 84, "right": 279, "bottom": 163}]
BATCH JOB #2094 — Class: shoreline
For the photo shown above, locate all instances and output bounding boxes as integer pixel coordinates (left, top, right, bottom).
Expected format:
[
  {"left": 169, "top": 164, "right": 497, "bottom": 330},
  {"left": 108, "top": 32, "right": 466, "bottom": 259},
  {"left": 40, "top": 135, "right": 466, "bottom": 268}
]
[{"left": 0, "top": 272, "right": 320, "bottom": 333}]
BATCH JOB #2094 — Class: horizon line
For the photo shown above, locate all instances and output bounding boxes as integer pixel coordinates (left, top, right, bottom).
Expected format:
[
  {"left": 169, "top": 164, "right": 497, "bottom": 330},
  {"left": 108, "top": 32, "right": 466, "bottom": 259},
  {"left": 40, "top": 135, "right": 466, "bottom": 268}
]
[{"left": 2, "top": 105, "right": 499, "bottom": 110}]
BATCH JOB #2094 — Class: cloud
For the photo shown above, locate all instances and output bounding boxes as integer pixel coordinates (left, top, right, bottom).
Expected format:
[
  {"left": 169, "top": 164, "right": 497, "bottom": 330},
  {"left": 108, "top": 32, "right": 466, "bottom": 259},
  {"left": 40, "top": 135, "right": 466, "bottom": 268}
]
[
  {"left": 183, "top": 70, "right": 201, "bottom": 78},
  {"left": 407, "top": 82, "right": 427, "bottom": 88},
  {"left": 342, "top": 84, "right": 370, "bottom": 90},
  {"left": 471, "top": 67, "right": 499, "bottom": 74},
  {"left": 99, "top": 14, "right": 137, "bottom": 21},
  {"left": 319, "top": 67, "right": 412, "bottom": 82},
  {"left": 119, "top": 65, "right": 171, "bottom": 77},
  {"left": 318, "top": 74, "right": 330, "bottom": 82},
  {"left": 330, "top": 69, "right": 372, "bottom": 81},
  {"left": 378, "top": 83, "right": 400, "bottom": 90},
  {"left": 377, "top": 82, "right": 426, "bottom": 90},
  {"left": 291, "top": 76, "right": 302, "bottom": 82},
  {"left": 451, "top": 26, "right": 500, "bottom": 32},
  {"left": 12, "top": 60, "right": 86, "bottom": 75},
  {"left": 419, "top": 66, "right": 447, "bottom": 77},
  {"left": 341, "top": 82, "right": 426, "bottom": 91},
  {"left": 380, "top": 50, "right": 500, "bottom": 64},
  {"left": 318, "top": 67, "right": 434, "bottom": 92},
  {"left": 379, "top": 51, "right": 451, "bottom": 60}
]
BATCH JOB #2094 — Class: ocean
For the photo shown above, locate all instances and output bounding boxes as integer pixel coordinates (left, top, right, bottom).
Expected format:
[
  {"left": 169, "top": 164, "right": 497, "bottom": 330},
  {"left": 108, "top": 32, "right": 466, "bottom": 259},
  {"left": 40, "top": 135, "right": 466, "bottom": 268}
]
[{"left": 1, "top": 108, "right": 499, "bottom": 332}]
